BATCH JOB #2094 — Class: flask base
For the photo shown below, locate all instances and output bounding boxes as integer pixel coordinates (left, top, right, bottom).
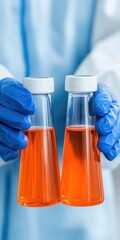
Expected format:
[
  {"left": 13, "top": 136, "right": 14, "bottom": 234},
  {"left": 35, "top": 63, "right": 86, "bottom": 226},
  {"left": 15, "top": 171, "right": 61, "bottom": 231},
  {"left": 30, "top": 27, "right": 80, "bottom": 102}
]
[
  {"left": 61, "top": 196, "right": 104, "bottom": 207},
  {"left": 17, "top": 197, "right": 61, "bottom": 207}
]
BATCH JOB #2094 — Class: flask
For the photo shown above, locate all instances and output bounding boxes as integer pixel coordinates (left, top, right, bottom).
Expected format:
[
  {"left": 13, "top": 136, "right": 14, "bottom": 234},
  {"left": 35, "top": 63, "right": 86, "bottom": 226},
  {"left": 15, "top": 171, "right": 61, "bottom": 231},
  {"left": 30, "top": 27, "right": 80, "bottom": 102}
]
[
  {"left": 17, "top": 77, "right": 61, "bottom": 207},
  {"left": 61, "top": 75, "right": 104, "bottom": 206}
]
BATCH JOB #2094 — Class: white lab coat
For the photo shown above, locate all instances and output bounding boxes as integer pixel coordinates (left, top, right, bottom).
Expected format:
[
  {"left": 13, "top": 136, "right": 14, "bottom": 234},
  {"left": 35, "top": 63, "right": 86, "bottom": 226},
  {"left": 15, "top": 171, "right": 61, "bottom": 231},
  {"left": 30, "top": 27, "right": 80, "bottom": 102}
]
[{"left": 0, "top": 0, "right": 120, "bottom": 239}]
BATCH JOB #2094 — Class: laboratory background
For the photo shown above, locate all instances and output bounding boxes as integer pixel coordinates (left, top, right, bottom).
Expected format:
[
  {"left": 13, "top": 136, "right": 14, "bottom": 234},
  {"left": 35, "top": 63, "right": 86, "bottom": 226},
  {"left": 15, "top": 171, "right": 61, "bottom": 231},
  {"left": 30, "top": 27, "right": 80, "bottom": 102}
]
[{"left": 0, "top": 0, "right": 120, "bottom": 239}]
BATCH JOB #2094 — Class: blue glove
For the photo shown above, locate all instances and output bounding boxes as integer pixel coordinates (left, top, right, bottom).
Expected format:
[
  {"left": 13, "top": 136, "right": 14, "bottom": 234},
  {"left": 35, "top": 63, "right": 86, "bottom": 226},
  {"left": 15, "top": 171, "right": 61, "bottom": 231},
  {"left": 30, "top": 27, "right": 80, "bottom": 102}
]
[
  {"left": 94, "top": 84, "right": 120, "bottom": 160},
  {"left": 0, "top": 78, "right": 35, "bottom": 161}
]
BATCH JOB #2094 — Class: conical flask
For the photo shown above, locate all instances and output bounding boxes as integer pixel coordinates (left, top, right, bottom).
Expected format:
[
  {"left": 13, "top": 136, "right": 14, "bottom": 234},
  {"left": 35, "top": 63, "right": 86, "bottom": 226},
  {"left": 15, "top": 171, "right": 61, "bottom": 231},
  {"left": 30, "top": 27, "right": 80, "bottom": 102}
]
[
  {"left": 17, "top": 77, "right": 61, "bottom": 207},
  {"left": 61, "top": 75, "right": 104, "bottom": 206}
]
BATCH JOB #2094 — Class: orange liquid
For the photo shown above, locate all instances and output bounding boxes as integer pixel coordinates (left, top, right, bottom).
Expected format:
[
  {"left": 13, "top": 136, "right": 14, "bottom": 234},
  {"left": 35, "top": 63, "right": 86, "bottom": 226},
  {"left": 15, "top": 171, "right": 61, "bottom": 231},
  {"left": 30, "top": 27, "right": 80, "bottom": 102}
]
[
  {"left": 61, "top": 126, "right": 104, "bottom": 206},
  {"left": 17, "top": 127, "right": 61, "bottom": 207}
]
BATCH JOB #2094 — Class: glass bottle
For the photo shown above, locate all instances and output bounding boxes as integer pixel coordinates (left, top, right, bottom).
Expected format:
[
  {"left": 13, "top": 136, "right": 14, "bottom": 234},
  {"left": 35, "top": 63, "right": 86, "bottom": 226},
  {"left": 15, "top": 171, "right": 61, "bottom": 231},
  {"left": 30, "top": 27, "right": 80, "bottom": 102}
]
[
  {"left": 17, "top": 77, "right": 61, "bottom": 207},
  {"left": 61, "top": 75, "right": 104, "bottom": 206}
]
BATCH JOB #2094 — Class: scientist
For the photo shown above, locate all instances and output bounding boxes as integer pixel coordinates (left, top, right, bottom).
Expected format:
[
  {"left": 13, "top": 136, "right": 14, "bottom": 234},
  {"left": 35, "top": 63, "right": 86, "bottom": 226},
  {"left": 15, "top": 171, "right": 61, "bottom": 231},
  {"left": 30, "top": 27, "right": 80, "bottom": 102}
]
[{"left": 0, "top": 0, "right": 120, "bottom": 239}]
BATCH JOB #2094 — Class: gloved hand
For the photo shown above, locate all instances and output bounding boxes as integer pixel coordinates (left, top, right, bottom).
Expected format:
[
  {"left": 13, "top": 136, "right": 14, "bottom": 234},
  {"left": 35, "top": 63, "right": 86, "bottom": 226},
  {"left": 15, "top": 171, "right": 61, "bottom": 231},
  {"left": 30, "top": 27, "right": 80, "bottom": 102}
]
[
  {"left": 0, "top": 78, "right": 35, "bottom": 161},
  {"left": 94, "top": 84, "right": 120, "bottom": 160}
]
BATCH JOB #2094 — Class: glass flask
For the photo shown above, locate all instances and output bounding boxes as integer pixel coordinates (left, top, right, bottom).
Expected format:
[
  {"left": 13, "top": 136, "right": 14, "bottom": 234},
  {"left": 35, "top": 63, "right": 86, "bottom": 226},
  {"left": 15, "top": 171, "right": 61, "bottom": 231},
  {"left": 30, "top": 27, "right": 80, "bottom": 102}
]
[
  {"left": 17, "top": 77, "right": 61, "bottom": 207},
  {"left": 61, "top": 75, "right": 104, "bottom": 206}
]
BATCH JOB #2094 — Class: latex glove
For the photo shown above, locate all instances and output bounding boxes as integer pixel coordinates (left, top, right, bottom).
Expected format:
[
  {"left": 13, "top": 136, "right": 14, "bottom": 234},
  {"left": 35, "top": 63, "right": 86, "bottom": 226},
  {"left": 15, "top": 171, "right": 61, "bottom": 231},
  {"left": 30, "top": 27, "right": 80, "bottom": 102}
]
[
  {"left": 0, "top": 78, "right": 35, "bottom": 161},
  {"left": 94, "top": 84, "right": 120, "bottom": 160}
]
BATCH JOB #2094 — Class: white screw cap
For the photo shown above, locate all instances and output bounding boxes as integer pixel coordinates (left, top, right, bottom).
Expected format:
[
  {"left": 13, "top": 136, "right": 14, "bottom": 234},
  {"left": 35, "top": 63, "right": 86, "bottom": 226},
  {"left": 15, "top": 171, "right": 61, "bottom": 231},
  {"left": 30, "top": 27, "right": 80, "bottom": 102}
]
[
  {"left": 65, "top": 75, "right": 97, "bottom": 92},
  {"left": 23, "top": 77, "right": 54, "bottom": 94}
]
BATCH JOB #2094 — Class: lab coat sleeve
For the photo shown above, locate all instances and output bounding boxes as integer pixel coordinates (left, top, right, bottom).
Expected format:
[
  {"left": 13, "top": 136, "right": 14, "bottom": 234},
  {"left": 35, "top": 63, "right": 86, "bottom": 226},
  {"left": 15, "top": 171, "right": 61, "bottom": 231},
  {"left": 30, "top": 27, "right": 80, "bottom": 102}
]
[
  {"left": 76, "top": 31, "right": 120, "bottom": 169},
  {"left": 0, "top": 64, "right": 14, "bottom": 167},
  {"left": 0, "top": 64, "right": 13, "bottom": 80}
]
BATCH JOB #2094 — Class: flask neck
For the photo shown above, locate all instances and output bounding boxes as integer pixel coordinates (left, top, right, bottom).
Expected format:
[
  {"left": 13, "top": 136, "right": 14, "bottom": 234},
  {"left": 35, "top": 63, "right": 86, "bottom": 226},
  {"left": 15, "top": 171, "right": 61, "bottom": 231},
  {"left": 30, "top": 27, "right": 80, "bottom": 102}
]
[
  {"left": 66, "top": 92, "right": 95, "bottom": 127},
  {"left": 30, "top": 93, "right": 54, "bottom": 128}
]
